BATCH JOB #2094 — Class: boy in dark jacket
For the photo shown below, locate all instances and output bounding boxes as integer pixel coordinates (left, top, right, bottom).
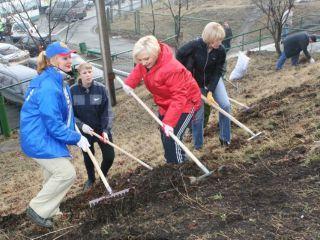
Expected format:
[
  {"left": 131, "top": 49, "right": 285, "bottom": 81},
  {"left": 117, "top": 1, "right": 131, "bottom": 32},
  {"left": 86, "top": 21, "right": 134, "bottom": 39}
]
[
  {"left": 276, "top": 32, "right": 316, "bottom": 70},
  {"left": 71, "top": 63, "right": 115, "bottom": 191}
]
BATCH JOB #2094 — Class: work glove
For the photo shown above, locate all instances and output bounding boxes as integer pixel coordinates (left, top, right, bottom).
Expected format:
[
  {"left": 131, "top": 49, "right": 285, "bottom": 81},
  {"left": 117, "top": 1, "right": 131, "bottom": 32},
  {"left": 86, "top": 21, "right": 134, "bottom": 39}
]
[
  {"left": 77, "top": 135, "right": 91, "bottom": 152},
  {"left": 207, "top": 91, "right": 217, "bottom": 105},
  {"left": 162, "top": 123, "right": 173, "bottom": 137},
  {"left": 82, "top": 124, "right": 93, "bottom": 136},
  {"left": 102, "top": 131, "right": 109, "bottom": 143},
  {"left": 310, "top": 58, "right": 315, "bottom": 64},
  {"left": 122, "top": 84, "right": 133, "bottom": 95}
]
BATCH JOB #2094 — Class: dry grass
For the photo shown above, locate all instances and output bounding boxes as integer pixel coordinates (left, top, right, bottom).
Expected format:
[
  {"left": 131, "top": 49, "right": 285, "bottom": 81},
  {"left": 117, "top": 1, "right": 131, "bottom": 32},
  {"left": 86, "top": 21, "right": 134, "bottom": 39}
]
[{"left": 2, "top": 51, "right": 319, "bottom": 217}]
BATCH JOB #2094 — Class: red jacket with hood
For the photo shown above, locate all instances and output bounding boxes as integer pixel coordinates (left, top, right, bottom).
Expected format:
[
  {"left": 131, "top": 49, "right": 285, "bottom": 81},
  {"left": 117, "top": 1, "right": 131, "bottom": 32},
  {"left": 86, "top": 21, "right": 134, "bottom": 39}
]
[{"left": 125, "top": 43, "right": 201, "bottom": 127}]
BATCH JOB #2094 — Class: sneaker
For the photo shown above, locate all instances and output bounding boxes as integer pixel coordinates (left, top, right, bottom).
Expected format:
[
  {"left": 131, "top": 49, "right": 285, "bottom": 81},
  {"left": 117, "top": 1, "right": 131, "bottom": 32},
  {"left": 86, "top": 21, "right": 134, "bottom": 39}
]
[
  {"left": 219, "top": 139, "right": 230, "bottom": 147},
  {"left": 83, "top": 179, "right": 94, "bottom": 192},
  {"left": 26, "top": 207, "right": 53, "bottom": 228}
]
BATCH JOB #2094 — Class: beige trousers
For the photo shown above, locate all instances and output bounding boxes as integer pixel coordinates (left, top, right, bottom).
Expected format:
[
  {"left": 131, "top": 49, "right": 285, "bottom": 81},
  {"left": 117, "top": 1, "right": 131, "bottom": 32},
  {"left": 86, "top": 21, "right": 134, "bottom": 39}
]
[{"left": 29, "top": 157, "right": 76, "bottom": 219}]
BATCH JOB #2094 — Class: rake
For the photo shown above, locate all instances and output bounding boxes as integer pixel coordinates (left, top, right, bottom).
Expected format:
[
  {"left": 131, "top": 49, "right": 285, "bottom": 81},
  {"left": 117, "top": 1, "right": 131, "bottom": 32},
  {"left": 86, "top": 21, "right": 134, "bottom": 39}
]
[
  {"left": 85, "top": 148, "right": 130, "bottom": 207},
  {"left": 75, "top": 126, "right": 130, "bottom": 206},
  {"left": 228, "top": 97, "right": 250, "bottom": 110},
  {"left": 116, "top": 77, "right": 213, "bottom": 183},
  {"left": 202, "top": 95, "right": 263, "bottom": 141},
  {"left": 91, "top": 131, "right": 153, "bottom": 170}
]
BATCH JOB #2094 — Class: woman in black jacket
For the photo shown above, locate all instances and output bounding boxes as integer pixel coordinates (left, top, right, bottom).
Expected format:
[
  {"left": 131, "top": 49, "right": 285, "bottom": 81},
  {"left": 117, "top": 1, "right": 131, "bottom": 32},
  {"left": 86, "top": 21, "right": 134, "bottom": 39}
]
[{"left": 176, "top": 22, "right": 231, "bottom": 149}]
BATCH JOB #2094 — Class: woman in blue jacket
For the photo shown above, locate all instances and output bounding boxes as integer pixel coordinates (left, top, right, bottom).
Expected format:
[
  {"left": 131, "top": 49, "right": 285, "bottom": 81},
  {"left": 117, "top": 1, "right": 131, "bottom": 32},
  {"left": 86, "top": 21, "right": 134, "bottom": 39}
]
[{"left": 20, "top": 42, "right": 90, "bottom": 228}]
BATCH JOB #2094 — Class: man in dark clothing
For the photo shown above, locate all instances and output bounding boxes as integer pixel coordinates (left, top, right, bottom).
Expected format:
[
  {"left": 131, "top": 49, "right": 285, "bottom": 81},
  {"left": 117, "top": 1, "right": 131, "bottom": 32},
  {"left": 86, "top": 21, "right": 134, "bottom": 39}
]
[
  {"left": 71, "top": 63, "right": 114, "bottom": 191},
  {"left": 276, "top": 32, "right": 317, "bottom": 70},
  {"left": 222, "top": 22, "right": 233, "bottom": 53}
]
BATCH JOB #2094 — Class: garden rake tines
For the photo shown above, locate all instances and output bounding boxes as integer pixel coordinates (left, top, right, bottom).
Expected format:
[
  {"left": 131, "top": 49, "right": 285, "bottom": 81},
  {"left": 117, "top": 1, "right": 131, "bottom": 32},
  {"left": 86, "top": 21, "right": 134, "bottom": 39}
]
[
  {"left": 86, "top": 148, "right": 130, "bottom": 207},
  {"left": 75, "top": 125, "right": 130, "bottom": 206}
]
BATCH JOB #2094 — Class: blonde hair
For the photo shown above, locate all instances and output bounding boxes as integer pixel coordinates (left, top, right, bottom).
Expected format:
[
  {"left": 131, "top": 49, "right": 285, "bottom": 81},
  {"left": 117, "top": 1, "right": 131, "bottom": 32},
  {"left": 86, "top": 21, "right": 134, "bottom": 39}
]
[
  {"left": 36, "top": 51, "right": 49, "bottom": 73},
  {"left": 132, "top": 35, "right": 160, "bottom": 63},
  {"left": 36, "top": 42, "right": 69, "bottom": 74},
  {"left": 77, "top": 62, "right": 93, "bottom": 82},
  {"left": 202, "top": 22, "right": 225, "bottom": 44}
]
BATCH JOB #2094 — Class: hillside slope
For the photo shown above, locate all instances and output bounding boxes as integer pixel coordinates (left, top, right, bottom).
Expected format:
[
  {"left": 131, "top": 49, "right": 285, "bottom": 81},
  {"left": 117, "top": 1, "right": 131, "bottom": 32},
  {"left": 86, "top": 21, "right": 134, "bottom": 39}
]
[{"left": 1, "top": 51, "right": 320, "bottom": 239}]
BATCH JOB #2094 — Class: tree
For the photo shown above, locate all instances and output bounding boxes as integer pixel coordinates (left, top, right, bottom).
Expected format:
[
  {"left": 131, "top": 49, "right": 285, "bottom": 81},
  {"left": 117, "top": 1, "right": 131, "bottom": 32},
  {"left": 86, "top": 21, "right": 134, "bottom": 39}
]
[
  {"left": 252, "top": 0, "right": 295, "bottom": 55},
  {"left": 165, "top": 0, "right": 185, "bottom": 47},
  {"left": 1, "top": 0, "right": 81, "bottom": 56}
]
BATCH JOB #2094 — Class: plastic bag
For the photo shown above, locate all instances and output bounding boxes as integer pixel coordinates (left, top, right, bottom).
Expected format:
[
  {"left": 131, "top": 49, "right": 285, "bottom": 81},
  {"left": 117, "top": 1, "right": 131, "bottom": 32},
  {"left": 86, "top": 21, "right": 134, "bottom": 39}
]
[{"left": 229, "top": 51, "right": 250, "bottom": 81}]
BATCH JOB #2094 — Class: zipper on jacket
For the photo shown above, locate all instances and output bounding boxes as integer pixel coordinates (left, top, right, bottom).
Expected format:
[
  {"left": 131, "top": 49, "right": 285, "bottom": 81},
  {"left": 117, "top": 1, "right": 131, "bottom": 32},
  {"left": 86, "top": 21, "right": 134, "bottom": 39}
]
[{"left": 203, "top": 49, "right": 209, "bottom": 90}]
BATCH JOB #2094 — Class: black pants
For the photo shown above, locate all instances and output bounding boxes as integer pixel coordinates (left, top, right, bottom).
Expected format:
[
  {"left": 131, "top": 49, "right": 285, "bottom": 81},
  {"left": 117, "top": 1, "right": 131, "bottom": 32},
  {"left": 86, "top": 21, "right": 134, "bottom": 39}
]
[
  {"left": 82, "top": 131, "right": 115, "bottom": 182},
  {"left": 160, "top": 112, "right": 194, "bottom": 164}
]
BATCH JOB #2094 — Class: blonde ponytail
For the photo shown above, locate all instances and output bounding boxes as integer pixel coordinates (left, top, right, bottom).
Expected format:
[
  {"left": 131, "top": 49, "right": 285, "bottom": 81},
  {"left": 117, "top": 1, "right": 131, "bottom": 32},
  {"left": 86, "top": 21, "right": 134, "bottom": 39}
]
[{"left": 36, "top": 51, "right": 49, "bottom": 74}]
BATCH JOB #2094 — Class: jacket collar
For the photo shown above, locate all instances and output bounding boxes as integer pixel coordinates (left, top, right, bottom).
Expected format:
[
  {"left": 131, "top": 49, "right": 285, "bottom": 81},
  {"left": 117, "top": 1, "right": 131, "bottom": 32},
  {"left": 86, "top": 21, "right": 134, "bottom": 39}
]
[{"left": 44, "top": 66, "right": 64, "bottom": 86}]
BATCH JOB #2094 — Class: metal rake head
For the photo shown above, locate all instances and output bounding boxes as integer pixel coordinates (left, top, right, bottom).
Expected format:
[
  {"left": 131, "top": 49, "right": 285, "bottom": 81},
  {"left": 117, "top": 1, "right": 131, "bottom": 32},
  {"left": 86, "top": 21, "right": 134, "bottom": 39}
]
[
  {"left": 89, "top": 188, "right": 131, "bottom": 207},
  {"left": 189, "top": 171, "right": 214, "bottom": 184},
  {"left": 247, "top": 131, "right": 264, "bottom": 141}
]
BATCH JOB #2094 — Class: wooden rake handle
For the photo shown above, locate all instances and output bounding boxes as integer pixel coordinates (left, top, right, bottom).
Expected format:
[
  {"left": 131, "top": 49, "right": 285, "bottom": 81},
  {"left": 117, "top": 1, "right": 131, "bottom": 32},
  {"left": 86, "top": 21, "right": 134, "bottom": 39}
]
[
  {"left": 228, "top": 97, "right": 250, "bottom": 109},
  {"left": 75, "top": 125, "right": 113, "bottom": 194},
  {"left": 91, "top": 132, "right": 153, "bottom": 170},
  {"left": 116, "top": 77, "right": 211, "bottom": 175},
  {"left": 86, "top": 147, "right": 114, "bottom": 195},
  {"left": 202, "top": 95, "right": 256, "bottom": 136}
]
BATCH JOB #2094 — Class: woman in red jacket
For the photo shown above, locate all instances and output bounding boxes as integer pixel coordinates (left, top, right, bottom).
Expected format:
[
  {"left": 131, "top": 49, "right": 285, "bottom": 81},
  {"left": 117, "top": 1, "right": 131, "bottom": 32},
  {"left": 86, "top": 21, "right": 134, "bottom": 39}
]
[{"left": 123, "top": 35, "right": 201, "bottom": 164}]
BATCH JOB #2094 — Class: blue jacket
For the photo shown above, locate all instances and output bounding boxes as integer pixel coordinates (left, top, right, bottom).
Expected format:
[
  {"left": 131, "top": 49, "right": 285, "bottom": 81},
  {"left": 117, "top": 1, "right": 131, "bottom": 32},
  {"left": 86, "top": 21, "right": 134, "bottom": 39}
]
[{"left": 20, "top": 66, "right": 81, "bottom": 159}]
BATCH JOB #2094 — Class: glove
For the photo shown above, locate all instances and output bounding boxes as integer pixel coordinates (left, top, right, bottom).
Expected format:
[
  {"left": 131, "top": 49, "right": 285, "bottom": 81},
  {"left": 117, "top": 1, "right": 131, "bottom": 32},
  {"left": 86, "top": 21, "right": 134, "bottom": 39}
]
[
  {"left": 310, "top": 58, "right": 315, "bottom": 64},
  {"left": 82, "top": 124, "right": 93, "bottom": 136},
  {"left": 207, "top": 91, "right": 217, "bottom": 105},
  {"left": 122, "top": 84, "right": 133, "bottom": 95},
  {"left": 77, "top": 136, "right": 91, "bottom": 152},
  {"left": 162, "top": 123, "right": 173, "bottom": 137},
  {"left": 102, "top": 131, "right": 109, "bottom": 143}
]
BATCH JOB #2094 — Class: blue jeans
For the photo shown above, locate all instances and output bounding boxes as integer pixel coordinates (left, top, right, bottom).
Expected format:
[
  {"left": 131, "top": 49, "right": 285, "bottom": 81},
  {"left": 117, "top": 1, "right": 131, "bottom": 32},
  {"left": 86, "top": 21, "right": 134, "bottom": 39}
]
[
  {"left": 276, "top": 51, "right": 299, "bottom": 70},
  {"left": 192, "top": 79, "right": 231, "bottom": 149}
]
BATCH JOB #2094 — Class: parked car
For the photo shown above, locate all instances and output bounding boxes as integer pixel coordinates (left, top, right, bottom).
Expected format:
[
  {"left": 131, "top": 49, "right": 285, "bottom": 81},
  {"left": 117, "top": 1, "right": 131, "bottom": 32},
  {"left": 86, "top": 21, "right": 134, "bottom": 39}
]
[
  {"left": 0, "top": 63, "right": 37, "bottom": 104},
  {"left": 0, "top": 43, "right": 30, "bottom": 65},
  {"left": 11, "top": 21, "right": 38, "bottom": 43},
  {"left": 27, "top": 53, "right": 103, "bottom": 85},
  {"left": 15, "top": 34, "right": 60, "bottom": 57},
  {"left": 45, "top": 0, "right": 87, "bottom": 22}
]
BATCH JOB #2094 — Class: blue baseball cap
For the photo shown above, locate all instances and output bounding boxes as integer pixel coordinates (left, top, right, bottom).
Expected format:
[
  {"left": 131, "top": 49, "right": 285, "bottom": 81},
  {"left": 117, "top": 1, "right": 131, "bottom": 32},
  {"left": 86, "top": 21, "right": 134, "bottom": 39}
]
[{"left": 45, "top": 42, "right": 76, "bottom": 58}]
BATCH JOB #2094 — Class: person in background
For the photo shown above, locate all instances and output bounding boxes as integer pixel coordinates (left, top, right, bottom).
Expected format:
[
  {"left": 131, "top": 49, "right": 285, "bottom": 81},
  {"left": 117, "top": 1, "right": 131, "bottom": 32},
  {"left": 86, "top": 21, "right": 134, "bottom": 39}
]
[
  {"left": 20, "top": 42, "right": 90, "bottom": 228},
  {"left": 176, "top": 22, "right": 231, "bottom": 149},
  {"left": 0, "top": 18, "right": 5, "bottom": 41},
  {"left": 222, "top": 21, "right": 233, "bottom": 53},
  {"left": 122, "top": 35, "right": 201, "bottom": 164},
  {"left": 221, "top": 21, "right": 233, "bottom": 80},
  {"left": 70, "top": 62, "right": 115, "bottom": 191},
  {"left": 276, "top": 32, "right": 317, "bottom": 70},
  {"left": 281, "top": 6, "right": 294, "bottom": 41}
]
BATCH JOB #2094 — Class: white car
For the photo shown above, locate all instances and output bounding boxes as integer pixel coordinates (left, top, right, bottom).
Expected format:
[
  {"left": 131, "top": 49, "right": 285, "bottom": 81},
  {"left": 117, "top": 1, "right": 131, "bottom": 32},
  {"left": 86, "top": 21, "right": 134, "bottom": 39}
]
[
  {"left": 0, "top": 43, "right": 30, "bottom": 65},
  {"left": 0, "top": 63, "right": 37, "bottom": 104}
]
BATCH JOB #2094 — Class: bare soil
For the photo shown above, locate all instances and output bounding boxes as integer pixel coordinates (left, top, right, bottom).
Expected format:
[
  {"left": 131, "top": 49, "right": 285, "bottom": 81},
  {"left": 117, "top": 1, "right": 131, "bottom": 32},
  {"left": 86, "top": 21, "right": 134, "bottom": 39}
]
[{"left": 1, "top": 50, "right": 320, "bottom": 239}]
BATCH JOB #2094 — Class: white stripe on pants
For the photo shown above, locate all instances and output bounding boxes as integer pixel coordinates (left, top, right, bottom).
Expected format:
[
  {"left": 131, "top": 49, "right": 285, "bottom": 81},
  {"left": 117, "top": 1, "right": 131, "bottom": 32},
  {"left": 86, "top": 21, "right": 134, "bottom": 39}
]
[{"left": 29, "top": 157, "right": 76, "bottom": 219}]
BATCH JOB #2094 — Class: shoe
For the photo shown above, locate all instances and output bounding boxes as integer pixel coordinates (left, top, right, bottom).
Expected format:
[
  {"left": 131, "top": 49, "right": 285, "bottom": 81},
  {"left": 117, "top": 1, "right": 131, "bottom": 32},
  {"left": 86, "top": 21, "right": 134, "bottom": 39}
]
[
  {"left": 219, "top": 139, "right": 230, "bottom": 147},
  {"left": 83, "top": 179, "right": 94, "bottom": 192},
  {"left": 26, "top": 207, "right": 53, "bottom": 228}
]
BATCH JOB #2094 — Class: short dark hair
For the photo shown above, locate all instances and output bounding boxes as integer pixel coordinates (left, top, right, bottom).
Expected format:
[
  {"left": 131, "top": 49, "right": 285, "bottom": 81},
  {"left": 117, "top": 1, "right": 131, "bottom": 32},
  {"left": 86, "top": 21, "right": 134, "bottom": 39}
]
[{"left": 310, "top": 34, "right": 317, "bottom": 42}]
